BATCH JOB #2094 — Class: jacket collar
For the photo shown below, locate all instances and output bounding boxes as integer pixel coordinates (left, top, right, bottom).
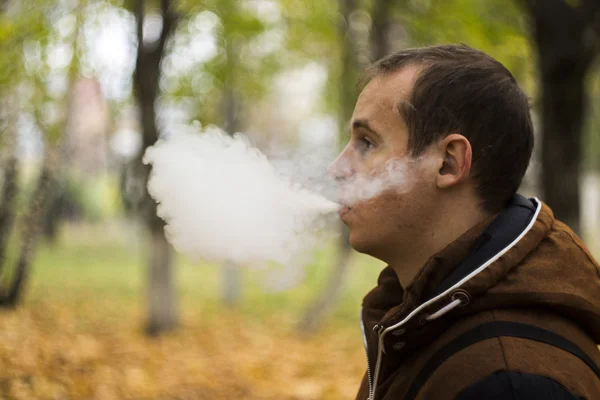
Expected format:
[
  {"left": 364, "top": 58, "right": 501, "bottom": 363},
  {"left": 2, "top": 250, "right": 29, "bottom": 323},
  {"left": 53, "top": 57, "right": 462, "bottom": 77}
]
[{"left": 361, "top": 214, "right": 490, "bottom": 329}]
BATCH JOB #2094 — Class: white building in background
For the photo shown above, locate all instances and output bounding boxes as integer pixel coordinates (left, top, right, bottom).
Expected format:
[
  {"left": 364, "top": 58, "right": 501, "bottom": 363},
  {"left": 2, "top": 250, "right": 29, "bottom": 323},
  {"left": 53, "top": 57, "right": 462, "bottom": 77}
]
[{"left": 65, "top": 77, "right": 111, "bottom": 176}]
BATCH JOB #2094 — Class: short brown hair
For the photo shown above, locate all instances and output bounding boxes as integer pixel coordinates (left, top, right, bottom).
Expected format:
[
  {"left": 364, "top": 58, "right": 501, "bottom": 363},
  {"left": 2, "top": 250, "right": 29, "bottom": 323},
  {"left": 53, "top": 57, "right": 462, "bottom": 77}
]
[{"left": 363, "top": 44, "right": 534, "bottom": 213}]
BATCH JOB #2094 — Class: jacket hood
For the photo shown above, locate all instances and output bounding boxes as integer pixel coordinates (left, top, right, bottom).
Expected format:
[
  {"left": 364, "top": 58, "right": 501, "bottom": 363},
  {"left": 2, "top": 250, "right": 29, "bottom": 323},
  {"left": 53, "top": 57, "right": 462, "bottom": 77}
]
[{"left": 362, "top": 194, "right": 600, "bottom": 356}]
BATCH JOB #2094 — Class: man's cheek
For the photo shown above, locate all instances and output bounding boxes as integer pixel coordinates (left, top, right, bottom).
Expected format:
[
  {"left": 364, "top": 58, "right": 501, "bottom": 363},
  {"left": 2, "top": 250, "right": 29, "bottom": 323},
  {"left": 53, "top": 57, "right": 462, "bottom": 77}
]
[{"left": 365, "top": 190, "right": 405, "bottom": 210}]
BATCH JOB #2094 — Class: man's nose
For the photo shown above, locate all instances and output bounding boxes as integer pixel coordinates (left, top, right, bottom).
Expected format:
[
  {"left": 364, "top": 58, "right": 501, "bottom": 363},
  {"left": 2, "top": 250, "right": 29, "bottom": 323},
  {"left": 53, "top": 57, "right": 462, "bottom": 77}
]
[{"left": 328, "top": 152, "right": 354, "bottom": 181}]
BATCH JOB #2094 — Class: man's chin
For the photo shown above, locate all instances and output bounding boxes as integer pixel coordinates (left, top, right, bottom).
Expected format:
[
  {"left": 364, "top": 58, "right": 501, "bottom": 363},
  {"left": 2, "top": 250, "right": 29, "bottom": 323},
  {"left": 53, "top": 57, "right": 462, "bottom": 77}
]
[{"left": 348, "top": 230, "right": 377, "bottom": 255}]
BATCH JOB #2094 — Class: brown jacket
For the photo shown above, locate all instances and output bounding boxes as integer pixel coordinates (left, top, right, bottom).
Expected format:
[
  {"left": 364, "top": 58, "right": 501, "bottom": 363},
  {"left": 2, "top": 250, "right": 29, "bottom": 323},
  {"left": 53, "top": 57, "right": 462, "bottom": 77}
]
[{"left": 356, "top": 196, "right": 600, "bottom": 400}]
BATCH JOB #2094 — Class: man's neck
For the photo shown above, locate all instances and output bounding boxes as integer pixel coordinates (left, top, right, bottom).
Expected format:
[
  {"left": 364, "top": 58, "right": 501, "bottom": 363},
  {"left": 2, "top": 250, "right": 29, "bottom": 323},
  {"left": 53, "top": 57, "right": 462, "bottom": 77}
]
[{"left": 388, "top": 201, "right": 493, "bottom": 288}]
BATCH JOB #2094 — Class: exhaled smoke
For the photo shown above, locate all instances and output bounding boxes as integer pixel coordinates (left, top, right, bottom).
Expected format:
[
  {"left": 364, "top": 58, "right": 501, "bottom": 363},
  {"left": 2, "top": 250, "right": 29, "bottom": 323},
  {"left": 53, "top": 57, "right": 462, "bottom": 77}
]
[
  {"left": 143, "top": 124, "right": 435, "bottom": 277},
  {"left": 142, "top": 126, "right": 340, "bottom": 267},
  {"left": 336, "top": 156, "right": 433, "bottom": 208}
]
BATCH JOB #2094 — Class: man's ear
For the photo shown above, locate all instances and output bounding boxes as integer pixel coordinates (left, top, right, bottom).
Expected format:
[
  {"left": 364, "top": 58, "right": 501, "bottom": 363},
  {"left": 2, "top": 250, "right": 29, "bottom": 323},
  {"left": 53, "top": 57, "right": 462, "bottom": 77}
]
[{"left": 436, "top": 134, "right": 472, "bottom": 189}]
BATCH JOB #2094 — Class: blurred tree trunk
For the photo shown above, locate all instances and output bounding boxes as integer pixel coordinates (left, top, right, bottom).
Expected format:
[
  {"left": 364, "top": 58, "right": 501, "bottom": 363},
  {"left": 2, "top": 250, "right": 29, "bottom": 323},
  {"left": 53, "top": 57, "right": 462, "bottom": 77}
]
[
  {"left": 370, "top": 0, "right": 394, "bottom": 61},
  {"left": 0, "top": 101, "right": 19, "bottom": 276},
  {"left": 0, "top": 155, "right": 55, "bottom": 306},
  {"left": 297, "top": 0, "right": 359, "bottom": 334},
  {"left": 524, "top": 0, "right": 600, "bottom": 234},
  {"left": 133, "top": 0, "right": 179, "bottom": 336},
  {"left": 220, "top": 0, "right": 242, "bottom": 308},
  {"left": 0, "top": 0, "right": 82, "bottom": 307},
  {"left": 221, "top": 43, "right": 242, "bottom": 308},
  {"left": 0, "top": 110, "right": 64, "bottom": 307},
  {"left": 0, "top": 0, "right": 19, "bottom": 300}
]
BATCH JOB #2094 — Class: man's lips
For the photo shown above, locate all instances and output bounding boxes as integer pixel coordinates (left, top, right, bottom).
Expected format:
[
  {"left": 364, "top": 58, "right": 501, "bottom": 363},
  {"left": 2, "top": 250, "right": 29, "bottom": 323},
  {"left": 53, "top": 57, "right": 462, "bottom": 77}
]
[{"left": 338, "top": 206, "right": 352, "bottom": 221}]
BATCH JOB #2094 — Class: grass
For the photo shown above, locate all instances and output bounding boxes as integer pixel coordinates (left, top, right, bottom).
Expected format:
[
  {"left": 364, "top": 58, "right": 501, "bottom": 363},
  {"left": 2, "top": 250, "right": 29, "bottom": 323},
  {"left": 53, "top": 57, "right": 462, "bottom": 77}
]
[{"left": 28, "top": 221, "right": 383, "bottom": 326}]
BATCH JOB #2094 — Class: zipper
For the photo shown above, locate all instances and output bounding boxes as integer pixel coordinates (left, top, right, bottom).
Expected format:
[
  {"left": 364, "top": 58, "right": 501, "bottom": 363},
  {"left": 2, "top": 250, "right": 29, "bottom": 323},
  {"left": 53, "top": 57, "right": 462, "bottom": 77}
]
[
  {"left": 363, "top": 320, "right": 386, "bottom": 400},
  {"left": 360, "top": 316, "right": 375, "bottom": 400},
  {"left": 371, "top": 331, "right": 386, "bottom": 400}
]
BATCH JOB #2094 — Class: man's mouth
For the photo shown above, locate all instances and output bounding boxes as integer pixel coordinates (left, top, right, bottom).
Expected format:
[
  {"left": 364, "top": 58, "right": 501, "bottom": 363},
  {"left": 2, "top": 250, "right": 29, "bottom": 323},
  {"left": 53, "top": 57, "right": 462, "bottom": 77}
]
[{"left": 338, "top": 206, "right": 352, "bottom": 221}]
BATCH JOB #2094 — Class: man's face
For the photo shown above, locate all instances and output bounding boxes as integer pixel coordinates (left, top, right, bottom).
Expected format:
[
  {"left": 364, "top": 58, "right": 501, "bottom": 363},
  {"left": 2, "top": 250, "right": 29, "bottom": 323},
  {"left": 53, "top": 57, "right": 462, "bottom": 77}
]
[{"left": 329, "top": 66, "right": 439, "bottom": 259}]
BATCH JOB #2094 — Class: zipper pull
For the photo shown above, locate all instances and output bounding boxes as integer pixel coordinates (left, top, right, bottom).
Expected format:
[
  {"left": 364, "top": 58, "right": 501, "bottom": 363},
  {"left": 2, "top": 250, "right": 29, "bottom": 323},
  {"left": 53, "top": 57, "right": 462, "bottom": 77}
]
[{"left": 372, "top": 323, "right": 384, "bottom": 335}]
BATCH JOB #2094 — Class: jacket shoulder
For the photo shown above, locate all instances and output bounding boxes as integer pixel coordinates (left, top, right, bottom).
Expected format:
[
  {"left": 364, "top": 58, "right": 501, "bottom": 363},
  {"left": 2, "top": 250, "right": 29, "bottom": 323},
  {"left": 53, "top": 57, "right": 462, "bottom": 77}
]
[
  {"left": 409, "top": 310, "right": 600, "bottom": 400},
  {"left": 411, "top": 335, "right": 596, "bottom": 400},
  {"left": 456, "top": 371, "right": 577, "bottom": 400}
]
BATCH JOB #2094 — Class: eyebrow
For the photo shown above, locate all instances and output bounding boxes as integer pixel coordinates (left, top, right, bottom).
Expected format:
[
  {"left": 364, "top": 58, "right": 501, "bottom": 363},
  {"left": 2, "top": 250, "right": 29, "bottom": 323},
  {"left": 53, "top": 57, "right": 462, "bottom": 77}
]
[{"left": 351, "top": 119, "right": 382, "bottom": 139}]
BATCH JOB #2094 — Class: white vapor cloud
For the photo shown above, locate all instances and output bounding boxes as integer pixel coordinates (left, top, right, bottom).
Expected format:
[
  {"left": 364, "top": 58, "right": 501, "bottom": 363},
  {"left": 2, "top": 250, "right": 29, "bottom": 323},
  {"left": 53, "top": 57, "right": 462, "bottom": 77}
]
[{"left": 143, "top": 126, "right": 340, "bottom": 267}]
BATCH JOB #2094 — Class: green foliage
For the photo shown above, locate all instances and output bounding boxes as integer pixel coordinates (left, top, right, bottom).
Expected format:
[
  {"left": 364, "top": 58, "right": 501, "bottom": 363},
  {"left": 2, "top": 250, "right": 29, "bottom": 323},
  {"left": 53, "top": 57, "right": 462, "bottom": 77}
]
[
  {"left": 281, "top": 0, "right": 340, "bottom": 54},
  {"left": 154, "top": 0, "right": 348, "bottom": 129},
  {"left": 1, "top": 0, "right": 85, "bottom": 149},
  {"left": 400, "top": 0, "right": 535, "bottom": 96},
  {"left": 278, "top": 0, "right": 351, "bottom": 137},
  {"left": 0, "top": 2, "right": 49, "bottom": 89},
  {"left": 158, "top": 0, "right": 282, "bottom": 127}
]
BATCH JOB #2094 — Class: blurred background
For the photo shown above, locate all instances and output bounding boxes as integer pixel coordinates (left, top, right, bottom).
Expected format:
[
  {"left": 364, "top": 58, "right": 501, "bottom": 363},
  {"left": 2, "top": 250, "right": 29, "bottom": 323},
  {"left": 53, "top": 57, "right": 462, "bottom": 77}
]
[{"left": 0, "top": 0, "right": 599, "bottom": 399}]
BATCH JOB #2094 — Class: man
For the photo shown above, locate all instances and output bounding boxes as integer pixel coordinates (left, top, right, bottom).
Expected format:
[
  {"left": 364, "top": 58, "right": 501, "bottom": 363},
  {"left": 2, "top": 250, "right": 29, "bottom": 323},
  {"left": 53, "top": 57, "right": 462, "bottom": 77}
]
[{"left": 329, "top": 44, "right": 600, "bottom": 399}]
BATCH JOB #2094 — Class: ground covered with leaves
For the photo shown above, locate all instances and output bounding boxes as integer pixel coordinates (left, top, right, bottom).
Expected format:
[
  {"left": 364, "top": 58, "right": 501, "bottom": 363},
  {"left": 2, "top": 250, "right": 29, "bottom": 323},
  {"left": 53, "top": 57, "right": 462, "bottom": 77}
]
[
  {"left": 0, "top": 302, "right": 365, "bottom": 400},
  {"left": 0, "top": 223, "right": 378, "bottom": 400}
]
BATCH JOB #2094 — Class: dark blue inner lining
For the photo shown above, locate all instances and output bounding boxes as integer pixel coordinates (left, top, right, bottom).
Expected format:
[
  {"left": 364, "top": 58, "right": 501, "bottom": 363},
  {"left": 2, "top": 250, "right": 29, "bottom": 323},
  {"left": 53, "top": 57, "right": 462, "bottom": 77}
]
[{"left": 424, "top": 194, "right": 537, "bottom": 301}]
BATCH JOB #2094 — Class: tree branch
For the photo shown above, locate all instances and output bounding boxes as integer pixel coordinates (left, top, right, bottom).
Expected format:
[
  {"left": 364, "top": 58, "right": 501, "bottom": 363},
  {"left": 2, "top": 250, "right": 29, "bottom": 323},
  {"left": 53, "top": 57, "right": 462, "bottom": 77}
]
[
  {"left": 159, "top": 0, "right": 178, "bottom": 55},
  {"left": 136, "top": 0, "right": 144, "bottom": 55}
]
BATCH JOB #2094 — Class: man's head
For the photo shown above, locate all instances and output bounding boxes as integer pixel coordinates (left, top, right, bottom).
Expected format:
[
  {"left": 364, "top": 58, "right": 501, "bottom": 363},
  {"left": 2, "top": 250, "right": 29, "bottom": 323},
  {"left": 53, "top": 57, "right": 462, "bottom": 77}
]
[{"left": 329, "top": 44, "right": 534, "bottom": 264}]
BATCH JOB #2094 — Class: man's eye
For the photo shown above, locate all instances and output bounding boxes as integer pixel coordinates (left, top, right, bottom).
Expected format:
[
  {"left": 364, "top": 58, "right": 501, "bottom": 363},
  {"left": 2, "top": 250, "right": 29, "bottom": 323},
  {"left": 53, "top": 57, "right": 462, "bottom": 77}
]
[{"left": 359, "top": 137, "right": 376, "bottom": 150}]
